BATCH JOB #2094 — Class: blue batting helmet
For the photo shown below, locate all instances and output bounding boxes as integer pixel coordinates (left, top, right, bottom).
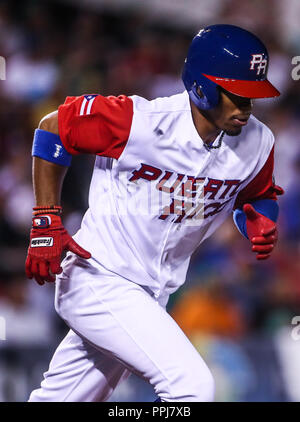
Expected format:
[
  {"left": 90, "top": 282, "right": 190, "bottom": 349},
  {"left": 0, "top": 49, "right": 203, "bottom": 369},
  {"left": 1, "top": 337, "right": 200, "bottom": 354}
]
[{"left": 182, "top": 24, "right": 280, "bottom": 110}]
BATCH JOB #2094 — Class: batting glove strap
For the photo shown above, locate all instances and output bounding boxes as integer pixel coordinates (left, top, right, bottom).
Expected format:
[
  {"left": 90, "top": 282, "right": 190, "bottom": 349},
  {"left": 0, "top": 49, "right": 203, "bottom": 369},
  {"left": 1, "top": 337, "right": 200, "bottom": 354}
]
[
  {"left": 33, "top": 205, "right": 62, "bottom": 216},
  {"left": 31, "top": 214, "right": 63, "bottom": 230}
]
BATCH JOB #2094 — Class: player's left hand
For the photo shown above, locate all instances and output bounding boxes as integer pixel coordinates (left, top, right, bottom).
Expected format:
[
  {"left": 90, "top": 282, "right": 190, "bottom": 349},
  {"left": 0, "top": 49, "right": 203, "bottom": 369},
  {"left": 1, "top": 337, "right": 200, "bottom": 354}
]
[{"left": 243, "top": 203, "right": 277, "bottom": 260}]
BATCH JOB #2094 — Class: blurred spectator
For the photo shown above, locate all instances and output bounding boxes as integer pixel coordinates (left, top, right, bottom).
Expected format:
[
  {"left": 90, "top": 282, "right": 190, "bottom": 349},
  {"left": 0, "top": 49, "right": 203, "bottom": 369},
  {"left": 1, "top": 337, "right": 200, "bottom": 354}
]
[
  {"left": 280, "top": 153, "right": 300, "bottom": 244},
  {"left": 171, "top": 283, "right": 246, "bottom": 339},
  {"left": 276, "top": 0, "right": 300, "bottom": 51},
  {"left": 0, "top": 272, "right": 54, "bottom": 346},
  {"left": 3, "top": 48, "right": 58, "bottom": 103}
]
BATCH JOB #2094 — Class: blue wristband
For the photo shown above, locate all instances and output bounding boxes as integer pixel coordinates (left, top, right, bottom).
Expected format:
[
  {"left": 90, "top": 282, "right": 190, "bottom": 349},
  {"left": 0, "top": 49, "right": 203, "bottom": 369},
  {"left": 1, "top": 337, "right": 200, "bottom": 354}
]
[
  {"left": 233, "top": 199, "right": 279, "bottom": 239},
  {"left": 32, "top": 129, "right": 72, "bottom": 167}
]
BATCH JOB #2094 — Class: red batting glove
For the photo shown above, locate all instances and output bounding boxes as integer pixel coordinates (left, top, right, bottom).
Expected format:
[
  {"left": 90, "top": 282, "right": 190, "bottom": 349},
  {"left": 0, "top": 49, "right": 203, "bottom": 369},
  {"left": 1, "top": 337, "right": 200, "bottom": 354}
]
[
  {"left": 243, "top": 203, "right": 278, "bottom": 260},
  {"left": 25, "top": 213, "right": 91, "bottom": 285}
]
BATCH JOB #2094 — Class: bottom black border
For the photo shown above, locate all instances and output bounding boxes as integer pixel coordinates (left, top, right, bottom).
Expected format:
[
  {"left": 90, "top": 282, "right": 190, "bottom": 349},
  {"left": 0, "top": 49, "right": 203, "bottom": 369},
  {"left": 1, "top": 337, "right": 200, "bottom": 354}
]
[{"left": 0, "top": 402, "right": 299, "bottom": 419}]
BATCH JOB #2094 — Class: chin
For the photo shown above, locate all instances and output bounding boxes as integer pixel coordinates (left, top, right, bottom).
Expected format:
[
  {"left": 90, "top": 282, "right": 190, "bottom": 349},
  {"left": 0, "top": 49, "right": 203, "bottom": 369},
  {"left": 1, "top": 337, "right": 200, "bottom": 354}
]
[{"left": 224, "top": 127, "right": 242, "bottom": 137}]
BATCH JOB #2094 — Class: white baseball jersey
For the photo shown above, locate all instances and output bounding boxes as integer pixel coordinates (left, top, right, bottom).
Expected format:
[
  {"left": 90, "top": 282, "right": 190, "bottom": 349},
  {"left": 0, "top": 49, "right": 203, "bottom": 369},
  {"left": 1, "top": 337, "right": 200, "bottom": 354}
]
[
  {"left": 29, "top": 90, "right": 278, "bottom": 403},
  {"left": 58, "top": 91, "right": 277, "bottom": 299}
]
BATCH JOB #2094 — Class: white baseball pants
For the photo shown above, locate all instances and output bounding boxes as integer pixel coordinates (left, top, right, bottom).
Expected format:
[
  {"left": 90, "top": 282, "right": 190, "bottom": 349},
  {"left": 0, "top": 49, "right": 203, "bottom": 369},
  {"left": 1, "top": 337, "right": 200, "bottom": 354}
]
[{"left": 28, "top": 256, "right": 214, "bottom": 402}]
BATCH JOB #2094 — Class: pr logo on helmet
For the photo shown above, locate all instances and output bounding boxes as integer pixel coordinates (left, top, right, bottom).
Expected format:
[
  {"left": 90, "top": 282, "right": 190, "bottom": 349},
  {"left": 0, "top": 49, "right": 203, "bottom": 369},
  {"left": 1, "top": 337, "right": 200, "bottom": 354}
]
[{"left": 250, "top": 54, "right": 268, "bottom": 75}]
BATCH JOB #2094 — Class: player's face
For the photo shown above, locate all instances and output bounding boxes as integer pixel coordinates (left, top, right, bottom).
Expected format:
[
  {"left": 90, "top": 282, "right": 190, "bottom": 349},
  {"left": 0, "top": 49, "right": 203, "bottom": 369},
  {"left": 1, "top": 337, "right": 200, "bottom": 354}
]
[{"left": 208, "top": 88, "right": 253, "bottom": 136}]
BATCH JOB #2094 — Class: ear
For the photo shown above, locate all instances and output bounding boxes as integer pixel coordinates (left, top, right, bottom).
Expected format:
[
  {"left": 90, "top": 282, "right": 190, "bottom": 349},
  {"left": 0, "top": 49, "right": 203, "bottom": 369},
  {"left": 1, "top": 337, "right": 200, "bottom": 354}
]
[{"left": 196, "top": 86, "right": 204, "bottom": 98}]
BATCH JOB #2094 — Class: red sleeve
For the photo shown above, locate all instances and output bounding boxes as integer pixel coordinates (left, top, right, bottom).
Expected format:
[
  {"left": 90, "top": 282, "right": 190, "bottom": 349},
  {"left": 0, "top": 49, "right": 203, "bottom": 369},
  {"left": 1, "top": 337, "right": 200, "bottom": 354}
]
[
  {"left": 234, "top": 146, "right": 284, "bottom": 209},
  {"left": 58, "top": 94, "right": 133, "bottom": 159}
]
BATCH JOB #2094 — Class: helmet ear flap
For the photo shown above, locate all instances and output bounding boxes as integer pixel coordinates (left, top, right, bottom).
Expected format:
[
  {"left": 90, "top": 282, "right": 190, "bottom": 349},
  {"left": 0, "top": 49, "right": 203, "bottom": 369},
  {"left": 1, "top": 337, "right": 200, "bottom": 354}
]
[
  {"left": 189, "top": 75, "right": 220, "bottom": 110},
  {"left": 182, "top": 64, "right": 220, "bottom": 110}
]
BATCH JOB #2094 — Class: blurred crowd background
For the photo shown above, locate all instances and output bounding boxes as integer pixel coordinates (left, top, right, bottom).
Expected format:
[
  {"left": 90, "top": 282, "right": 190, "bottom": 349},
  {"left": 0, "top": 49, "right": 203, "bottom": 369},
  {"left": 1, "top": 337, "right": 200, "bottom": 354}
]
[{"left": 0, "top": 0, "right": 300, "bottom": 402}]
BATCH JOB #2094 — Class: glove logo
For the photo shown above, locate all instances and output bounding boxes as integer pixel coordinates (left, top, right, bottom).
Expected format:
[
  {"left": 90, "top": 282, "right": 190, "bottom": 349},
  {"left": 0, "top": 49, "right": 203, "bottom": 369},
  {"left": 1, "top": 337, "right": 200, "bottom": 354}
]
[
  {"left": 33, "top": 216, "right": 51, "bottom": 228},
  {"left": 31, "top": 237, "right": 54, "bottom": 247}
]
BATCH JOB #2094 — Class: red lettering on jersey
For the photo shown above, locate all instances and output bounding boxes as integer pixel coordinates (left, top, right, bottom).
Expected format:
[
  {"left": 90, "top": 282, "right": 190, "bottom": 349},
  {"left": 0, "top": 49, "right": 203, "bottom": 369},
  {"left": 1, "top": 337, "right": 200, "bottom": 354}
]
[
  {"left": 128, "top": 163, "right": 247, "bottom": 223},
  {"left": 129, "top": 163, "right": 162, "bottom": 182},
  {"left": 204, "top": 199, "right": 231, "bottom": 218},
  {"left": 185, "top": 201, "right": 204, "bottom": 220},
  {"left": 156, "top": 172, "right": 185, "bottom": 193},
  {"left": 159, "top": 198, "right": 183, "bottom": 221},
  {"left": 219, "top": 179, "right": 241, "bottom": 199},
  {"left": 180, "top": 176, "right": 206, "bottom": 198},
  {"left": 204, "top": 178, "right": 223, "bottom": 200},
  {"left": 159, "top": 198, "right": 196, "bottom": 223}
]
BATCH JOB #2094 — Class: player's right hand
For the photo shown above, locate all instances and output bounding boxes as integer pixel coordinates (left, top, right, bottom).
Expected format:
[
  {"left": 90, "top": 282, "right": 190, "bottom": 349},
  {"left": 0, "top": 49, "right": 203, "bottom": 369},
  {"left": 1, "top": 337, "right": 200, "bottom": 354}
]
[{"left": 25, "top": 213, "right": 91, "bottom": 285}]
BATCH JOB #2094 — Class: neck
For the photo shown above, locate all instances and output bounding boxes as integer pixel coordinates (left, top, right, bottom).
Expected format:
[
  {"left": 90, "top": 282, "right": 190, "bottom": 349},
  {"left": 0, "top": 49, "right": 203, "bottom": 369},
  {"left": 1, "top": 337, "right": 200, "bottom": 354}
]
[{"left": 190, "top": 98, "right": 221, "bottom": 144}]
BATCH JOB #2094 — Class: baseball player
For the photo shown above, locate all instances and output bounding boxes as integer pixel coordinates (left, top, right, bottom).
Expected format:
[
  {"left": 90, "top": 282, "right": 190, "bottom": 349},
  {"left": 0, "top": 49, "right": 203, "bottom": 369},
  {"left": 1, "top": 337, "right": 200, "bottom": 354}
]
[{"left": 26, "top": 25, "right": 283, "bottom": 402}]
